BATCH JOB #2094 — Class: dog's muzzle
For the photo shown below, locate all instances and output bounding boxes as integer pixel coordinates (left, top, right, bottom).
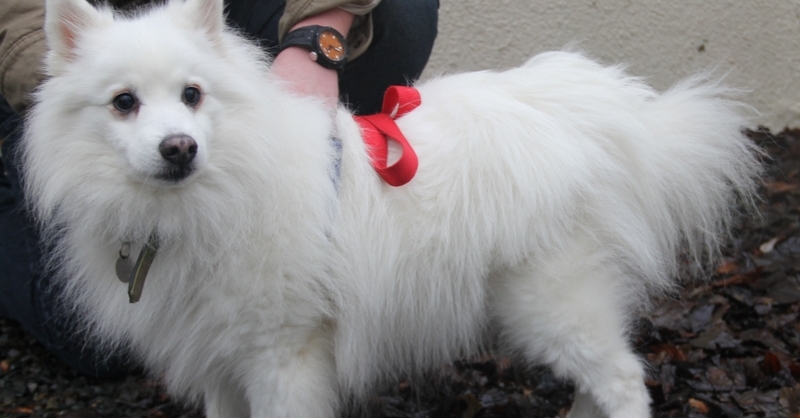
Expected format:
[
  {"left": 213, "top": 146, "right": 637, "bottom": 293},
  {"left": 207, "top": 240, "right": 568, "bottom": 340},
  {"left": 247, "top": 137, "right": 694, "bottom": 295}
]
[{"left": 158, "top": 134, "right": 197, "bottom": 181}]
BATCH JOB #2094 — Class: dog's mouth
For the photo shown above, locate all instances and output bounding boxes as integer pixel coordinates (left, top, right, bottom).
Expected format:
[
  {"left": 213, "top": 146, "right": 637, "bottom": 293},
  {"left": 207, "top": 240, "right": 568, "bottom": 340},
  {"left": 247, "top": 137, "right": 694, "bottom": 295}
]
[{"left": 157, "top": 163, "right": 196, "bottom": 182}]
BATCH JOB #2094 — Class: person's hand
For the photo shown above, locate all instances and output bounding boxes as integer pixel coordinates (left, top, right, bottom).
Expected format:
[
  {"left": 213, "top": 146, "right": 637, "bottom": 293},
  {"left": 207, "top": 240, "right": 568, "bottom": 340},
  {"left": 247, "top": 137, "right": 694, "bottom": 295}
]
[{"left": 271, "top": 8, "right": 354, "bottom": 109}]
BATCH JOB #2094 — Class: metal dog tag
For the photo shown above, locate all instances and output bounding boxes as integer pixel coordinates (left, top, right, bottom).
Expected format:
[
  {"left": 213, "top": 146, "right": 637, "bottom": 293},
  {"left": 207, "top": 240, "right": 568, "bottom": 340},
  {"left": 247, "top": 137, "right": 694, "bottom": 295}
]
[
  {"left": 127, "top": 235, "right": 159, "bottom": 304},
  {"left": 115, "top": 243, "right": 133, "bottom": 283}
]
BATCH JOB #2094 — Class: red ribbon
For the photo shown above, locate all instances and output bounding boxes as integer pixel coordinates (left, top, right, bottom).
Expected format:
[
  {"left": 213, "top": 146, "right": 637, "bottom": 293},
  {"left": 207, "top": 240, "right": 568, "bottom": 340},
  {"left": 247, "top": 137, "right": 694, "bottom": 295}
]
[{"left": 354, "top": 86, "right": 420, "bottom": 187}]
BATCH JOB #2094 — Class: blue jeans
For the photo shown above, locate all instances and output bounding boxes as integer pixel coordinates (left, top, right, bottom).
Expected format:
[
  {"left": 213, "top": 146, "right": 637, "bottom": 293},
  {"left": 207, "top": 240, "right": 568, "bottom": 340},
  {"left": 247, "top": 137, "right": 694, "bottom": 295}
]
[
  {"left": 0, "top": 118, "right": 131, "bottom": 377},
  {"left": 0, "top": 0, "right": 438, "bottom": 378}
]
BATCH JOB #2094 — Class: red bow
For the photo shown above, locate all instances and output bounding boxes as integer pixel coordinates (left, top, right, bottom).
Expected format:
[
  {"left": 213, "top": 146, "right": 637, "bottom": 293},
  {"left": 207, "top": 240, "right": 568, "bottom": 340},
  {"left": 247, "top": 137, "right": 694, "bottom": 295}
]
[{"left": 354, "top": 86, "right": 420, "bottom": 187}]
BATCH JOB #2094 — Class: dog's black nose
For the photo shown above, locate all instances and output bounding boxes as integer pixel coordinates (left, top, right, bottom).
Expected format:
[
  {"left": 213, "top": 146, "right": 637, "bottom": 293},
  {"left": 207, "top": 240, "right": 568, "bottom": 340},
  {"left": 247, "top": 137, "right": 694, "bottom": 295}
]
[{"left": 159, "top": 135, "right": 197, "bottom": 166}]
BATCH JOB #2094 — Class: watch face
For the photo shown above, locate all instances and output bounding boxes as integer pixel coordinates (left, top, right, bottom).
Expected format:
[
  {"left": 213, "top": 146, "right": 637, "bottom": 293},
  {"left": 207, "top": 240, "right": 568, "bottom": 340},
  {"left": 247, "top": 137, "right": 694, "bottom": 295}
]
[{"left": 318, "top": 30, "right": 346, "bottom": 62}]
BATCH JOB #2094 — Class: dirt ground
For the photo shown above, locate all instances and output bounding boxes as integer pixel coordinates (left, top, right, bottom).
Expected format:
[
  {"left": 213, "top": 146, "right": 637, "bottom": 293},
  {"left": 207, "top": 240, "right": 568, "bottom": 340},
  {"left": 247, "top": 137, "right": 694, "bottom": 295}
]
[{"left": 1, "top": 128, "right": 798, "bottom": 417}]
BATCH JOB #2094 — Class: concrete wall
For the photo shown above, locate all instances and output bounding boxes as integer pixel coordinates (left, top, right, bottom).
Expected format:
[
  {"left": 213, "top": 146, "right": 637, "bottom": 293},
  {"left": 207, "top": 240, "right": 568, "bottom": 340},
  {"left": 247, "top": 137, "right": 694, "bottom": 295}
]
[{"left": 423, "top": 0, "right": 800, "bottom": 131}]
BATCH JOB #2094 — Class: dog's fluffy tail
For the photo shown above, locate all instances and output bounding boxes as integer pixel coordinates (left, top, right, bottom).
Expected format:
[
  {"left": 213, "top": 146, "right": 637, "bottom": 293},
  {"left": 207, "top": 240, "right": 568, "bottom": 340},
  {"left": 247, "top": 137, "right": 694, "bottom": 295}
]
[
  {"left": 513, "top": 53, "right": 762, "bottom": 293},
  {"left": 597, "top": 71, "right": 762, "bottom": 294}
]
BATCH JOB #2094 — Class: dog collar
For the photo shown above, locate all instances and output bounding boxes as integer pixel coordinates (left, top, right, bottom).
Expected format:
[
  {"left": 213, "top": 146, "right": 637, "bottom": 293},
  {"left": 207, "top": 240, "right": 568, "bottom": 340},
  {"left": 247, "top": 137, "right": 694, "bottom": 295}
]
[{"left": 354, "top": 86, "right": 420, "bottom": 186}]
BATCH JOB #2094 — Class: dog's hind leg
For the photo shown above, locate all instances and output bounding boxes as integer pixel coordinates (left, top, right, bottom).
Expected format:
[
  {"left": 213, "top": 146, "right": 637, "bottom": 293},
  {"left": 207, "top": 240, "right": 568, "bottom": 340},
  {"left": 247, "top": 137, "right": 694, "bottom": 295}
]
[
  {"left": 493, "top": 236, "right": 651, "bottom": 418},
  {"left": 204, "top": 373, "right": 250, "bottom": 418},
  {"left": 567, "top": 390, "right": 607, "bottom": 418}
]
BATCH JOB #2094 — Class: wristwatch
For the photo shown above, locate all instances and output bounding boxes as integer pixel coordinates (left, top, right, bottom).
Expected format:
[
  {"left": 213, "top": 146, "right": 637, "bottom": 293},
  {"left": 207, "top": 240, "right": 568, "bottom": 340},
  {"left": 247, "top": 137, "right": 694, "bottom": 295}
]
[{"left": 279, "top": 25, "right": 348, "bottom": 72}]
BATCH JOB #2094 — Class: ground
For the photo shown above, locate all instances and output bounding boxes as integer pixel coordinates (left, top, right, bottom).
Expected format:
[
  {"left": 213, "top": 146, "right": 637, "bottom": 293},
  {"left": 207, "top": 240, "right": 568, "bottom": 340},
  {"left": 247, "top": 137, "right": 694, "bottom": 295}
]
[{"left": 1, "top": 128, "right": 798, "bottom": 418}]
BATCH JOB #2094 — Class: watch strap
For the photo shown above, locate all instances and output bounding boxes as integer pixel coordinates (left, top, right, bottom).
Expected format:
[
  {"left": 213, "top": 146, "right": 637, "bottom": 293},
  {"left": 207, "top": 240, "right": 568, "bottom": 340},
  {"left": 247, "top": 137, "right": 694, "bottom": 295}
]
[{"left": 280, "top": 25, "right": 347, "bottom": 72}]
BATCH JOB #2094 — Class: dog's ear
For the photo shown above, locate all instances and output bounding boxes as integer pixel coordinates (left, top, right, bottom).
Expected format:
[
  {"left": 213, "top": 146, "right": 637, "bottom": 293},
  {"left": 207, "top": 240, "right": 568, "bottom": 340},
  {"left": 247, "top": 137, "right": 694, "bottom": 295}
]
[
  {"left": 182, "top": 0, "right": 225, "bottom": 40},
  {"left": 44, "top": 0, "right": 110, "bottom": 74}
]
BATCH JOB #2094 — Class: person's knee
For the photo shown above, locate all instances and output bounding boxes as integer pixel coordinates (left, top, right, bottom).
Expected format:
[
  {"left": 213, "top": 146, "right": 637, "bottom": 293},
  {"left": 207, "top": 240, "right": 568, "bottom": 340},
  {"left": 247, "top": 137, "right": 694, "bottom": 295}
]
[
  {"left": 340, "top": 0, "right": 439, "bottom": 113},
  {"left": 372, "top": 0, "right": 439, "bottom": 60}
]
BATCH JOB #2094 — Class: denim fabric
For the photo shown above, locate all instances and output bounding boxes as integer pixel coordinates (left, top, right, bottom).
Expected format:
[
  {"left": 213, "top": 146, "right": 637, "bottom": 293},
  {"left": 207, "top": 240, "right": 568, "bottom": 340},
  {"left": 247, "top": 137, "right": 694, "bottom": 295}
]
[
  {"left": 339, "top": 0, "right": 439, "bottom": 113},
  {"left": 1, "top": 107, "right": 133, "bottom": 378},
  {"left": 0, "top": 0, "right": 438, "bottom": 378}
]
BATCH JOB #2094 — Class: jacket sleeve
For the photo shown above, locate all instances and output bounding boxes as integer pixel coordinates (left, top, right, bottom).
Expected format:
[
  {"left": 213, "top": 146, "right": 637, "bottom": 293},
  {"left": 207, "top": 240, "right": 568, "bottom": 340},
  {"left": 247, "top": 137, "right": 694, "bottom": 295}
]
[
  {"left": 279, "top": 0, "right": 381, "bottom": 60},
  {"left": 0, "top": 0, "right": 47, "bottom": 114}
]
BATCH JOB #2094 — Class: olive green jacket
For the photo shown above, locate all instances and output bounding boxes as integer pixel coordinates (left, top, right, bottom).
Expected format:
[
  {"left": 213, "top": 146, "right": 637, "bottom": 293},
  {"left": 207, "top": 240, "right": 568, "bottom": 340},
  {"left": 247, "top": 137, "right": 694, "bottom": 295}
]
[{"left": 0, "top": 0, "right": 378, "bottom": 114}]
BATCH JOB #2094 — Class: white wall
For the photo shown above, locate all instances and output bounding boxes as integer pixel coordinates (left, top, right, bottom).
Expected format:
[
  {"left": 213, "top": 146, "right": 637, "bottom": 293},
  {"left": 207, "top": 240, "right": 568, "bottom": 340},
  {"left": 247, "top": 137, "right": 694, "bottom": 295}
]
[{"left": 423, "top": 0, "right": 800, "bottom": 131}]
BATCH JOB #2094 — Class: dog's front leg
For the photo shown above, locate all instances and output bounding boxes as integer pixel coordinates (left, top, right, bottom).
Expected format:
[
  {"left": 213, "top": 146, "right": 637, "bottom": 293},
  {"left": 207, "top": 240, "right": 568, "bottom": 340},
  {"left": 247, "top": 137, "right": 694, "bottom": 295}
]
[{"left": 242, "top": 323, "right": 339, "bottom": 418}]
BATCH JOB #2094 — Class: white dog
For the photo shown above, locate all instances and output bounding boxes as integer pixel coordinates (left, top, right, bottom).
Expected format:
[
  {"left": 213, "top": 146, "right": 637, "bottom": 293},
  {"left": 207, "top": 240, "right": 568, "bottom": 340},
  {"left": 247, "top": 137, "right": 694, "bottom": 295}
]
[{"left": 23, "top": 0, "right": 761, "bottom": 416}]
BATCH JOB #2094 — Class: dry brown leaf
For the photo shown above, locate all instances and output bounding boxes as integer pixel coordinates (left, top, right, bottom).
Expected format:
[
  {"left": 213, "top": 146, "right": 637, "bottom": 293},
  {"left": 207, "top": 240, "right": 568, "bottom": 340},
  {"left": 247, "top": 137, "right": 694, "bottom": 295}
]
[
  {"left": 765, "top": 181, "right": 799, "bottom": 194},
  {"left": 0, "top": 359, "right": 9, "bottom": 373},
  {"left": 779, "top": 384, "right": 800, "bottom": 414},
  {"left": 651, "top": 344, "right": 687, "bottom": 362},
  {"left": 707, "top": 367, "right": 734, "bottom": 388},
  {"left": 711, "top": 267, "right": 763, "bottom": 288},
  {"left": 716, "top": 259, "right": 740, "bottom": 275},
  {"left": 688, "top": 398, "right": 709, "bottom": 413},
  {"left": 762, "top": 351, "right": 783, "bottom": 375},
  {"left": 790, "top": 362, "right": 800, "bottom": 379}
]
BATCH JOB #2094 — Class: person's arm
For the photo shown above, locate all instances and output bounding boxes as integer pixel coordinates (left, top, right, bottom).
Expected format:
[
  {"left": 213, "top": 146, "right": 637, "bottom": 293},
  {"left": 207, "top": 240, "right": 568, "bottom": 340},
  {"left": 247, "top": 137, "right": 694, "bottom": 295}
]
[
  {"left": 271, "top": 8, "right": 354, "bottom": 108},
  {"left": 0, "top": 0, "right": 47, "bottom": 115},
  {"left": 272, "top": 0, "right": 380, "bottom": 108}
]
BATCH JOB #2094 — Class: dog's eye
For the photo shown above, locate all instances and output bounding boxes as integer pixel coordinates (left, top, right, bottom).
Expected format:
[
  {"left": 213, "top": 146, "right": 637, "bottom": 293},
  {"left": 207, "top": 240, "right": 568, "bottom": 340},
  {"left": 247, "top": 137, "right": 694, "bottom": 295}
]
[
  {"left": 183, "top": 86, "right": 201, "bottom": 107},
  {"left": 112, "top": 92, "right": 137, "bottom": 113}
]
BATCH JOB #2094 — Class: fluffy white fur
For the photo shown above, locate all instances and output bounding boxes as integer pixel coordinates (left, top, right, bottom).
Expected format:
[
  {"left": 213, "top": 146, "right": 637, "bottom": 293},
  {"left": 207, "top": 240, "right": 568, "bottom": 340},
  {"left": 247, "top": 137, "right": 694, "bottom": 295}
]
[{"left": 23, "top": 0, "right": 761, "bottom": 416}]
